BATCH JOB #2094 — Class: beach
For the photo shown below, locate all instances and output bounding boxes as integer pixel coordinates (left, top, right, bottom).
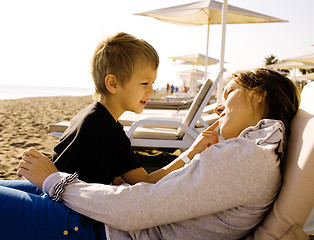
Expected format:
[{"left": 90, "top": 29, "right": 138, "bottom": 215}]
[{"left": 0, "top": 95, "right": 178, "bottom": 180}]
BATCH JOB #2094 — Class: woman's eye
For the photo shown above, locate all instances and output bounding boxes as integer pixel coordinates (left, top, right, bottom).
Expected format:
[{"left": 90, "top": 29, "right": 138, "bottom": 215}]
[
  {"left": 224, "top": 88, "right": 235, "bottom": 99},
  {"left": 223, "top": 90, "right": 230, "bottom": 99}
]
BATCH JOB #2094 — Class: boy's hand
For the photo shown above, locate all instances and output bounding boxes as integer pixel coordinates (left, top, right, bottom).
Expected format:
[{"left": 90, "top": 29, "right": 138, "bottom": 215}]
[
  {"left": 17, "top": 148, "right": 58, "bottom": 190},
  {"left": 187, "top": 120, "right": 219, "bottom": 159}
]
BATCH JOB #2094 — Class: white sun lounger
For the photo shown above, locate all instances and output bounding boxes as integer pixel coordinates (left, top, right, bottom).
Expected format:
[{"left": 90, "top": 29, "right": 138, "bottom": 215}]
[
  {"left": 118, "top": 102, "right": 217, "bottom": 128},
  {"left": 145, "top": 98, "right": 194, "bottom": 110},
  {"left": 124, "top": 68, "right": 226, "bottom": 149}
]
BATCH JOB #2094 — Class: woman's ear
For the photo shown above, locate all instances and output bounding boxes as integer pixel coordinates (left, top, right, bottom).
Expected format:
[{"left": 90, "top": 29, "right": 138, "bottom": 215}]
[
  {"left": 257, "top": 95, "right": 264, "bottom": 103},
  {"left": 257, "top": 91, "right": 267, "bottom": 104},
  {"left": 105, "top": 74, "right": 118, "bottom": 94}
]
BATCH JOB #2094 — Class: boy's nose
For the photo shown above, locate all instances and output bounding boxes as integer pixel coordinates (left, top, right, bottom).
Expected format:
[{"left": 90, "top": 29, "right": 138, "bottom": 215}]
[
  {"left": 147, "top": 85, "right": 154, "bottom": 96},
  {"left": 214, "top": 104, "right": 224, "bottom": 116}
]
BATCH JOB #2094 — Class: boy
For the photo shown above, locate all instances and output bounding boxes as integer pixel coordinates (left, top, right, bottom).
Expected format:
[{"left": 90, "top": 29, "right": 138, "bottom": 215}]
[{"left": 52, "top": 32, "right": 198, "bottom": 185}]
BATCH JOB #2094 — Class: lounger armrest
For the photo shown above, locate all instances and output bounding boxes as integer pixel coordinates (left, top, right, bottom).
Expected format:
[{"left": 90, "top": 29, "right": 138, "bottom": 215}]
[
  {"left": 48, "top": 121, "right": 70, "bottom": 133},
  {"left": 51, "top": 132, "right": 64, "bottom": 138},
  {"left": 126, "top": 117, "right": 199, "bottom": 139}
]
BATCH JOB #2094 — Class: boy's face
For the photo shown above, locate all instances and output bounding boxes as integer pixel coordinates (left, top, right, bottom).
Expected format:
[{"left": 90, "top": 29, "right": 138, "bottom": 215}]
[{"left": 116, "top": 66, "right": 157, "bottom": 114}]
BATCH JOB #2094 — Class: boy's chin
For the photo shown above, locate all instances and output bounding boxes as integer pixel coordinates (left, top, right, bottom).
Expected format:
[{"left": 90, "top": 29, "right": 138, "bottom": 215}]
[{"left": 134, "top": 109, "right": 144, "bottom": 114}]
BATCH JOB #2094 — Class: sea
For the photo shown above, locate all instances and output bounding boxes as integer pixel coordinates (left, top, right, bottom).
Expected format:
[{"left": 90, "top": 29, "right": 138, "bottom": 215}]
[{"left": 0, "top": 85, "right": 94, "bottom": 100}]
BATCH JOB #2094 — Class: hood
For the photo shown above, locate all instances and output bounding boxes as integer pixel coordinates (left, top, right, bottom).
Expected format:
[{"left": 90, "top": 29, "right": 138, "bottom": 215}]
[{"left": 239, "top": 119, "right": 286, "bottom": 160}]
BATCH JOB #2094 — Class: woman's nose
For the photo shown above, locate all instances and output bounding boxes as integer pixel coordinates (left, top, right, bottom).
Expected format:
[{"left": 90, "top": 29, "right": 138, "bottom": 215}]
[{"left": 214, "top": 104, "right": 224, "bottom": 116}]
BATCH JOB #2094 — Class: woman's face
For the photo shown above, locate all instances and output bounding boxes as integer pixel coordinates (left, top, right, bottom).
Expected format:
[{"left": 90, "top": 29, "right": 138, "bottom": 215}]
[{"left": 215, "top": 79, "right": 264, "bottom": 139}]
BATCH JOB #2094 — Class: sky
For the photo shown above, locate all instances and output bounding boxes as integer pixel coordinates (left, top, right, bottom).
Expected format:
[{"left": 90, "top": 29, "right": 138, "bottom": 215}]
[{"left": 0, "top": 0, "right": 313, "bottom": 89}]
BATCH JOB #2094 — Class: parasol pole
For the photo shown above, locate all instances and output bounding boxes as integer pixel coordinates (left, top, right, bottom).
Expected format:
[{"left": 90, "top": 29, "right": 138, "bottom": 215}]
[
  {"left": 218, "top": 0, "right": 228, "bottom": 104},
  {"left": 204, "top": 15, "right": 210, "bottom": 82}
]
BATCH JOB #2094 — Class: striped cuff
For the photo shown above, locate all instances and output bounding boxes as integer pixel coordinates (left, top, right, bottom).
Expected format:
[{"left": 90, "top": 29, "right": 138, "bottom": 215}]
[{"left": 52, "top": 172, "right": 79, "bottom": 202}]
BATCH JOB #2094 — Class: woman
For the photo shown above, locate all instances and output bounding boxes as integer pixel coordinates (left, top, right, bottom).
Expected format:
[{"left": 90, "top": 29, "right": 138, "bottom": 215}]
[{"left": 0, "top": 68, "right": 300, "bottom": 240}]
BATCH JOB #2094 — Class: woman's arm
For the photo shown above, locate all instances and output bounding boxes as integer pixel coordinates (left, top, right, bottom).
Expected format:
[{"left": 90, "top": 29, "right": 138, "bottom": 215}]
[{"left": 42, "top": 140, "right": 269, "bottom": 232}]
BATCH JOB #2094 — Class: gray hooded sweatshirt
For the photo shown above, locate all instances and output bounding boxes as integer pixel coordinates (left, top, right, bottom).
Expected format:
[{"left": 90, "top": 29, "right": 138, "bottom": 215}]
[{"left": 44, "top": 119, "right": 285, "bottom": 240}]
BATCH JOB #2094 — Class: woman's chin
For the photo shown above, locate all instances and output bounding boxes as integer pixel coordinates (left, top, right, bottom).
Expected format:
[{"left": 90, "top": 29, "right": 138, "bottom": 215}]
[{"left": 220, "top": 129, "right": 236, "bottom": 139}]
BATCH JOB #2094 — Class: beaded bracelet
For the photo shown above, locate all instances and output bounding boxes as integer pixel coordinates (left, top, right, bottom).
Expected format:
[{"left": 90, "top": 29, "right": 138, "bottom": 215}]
[{"left": 52, "top": 172, "right": 79, "bottom": 202}]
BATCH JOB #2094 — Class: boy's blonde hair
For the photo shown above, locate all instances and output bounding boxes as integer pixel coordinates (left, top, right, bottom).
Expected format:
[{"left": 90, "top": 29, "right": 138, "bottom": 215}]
[{"left": 91, "top": 32, "right": 159, "bottom": 100}]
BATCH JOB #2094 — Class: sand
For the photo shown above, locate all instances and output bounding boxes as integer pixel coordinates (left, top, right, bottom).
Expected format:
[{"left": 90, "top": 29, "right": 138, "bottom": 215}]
[{"left": 0, "top": 95, "right": 178, "bottom": 179}]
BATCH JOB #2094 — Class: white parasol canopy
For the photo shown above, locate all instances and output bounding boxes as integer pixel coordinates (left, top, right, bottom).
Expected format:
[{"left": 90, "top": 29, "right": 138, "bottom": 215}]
[
  {"left": 135, "top": 0, "right": 288, "bottom": 102},
  {"left": 171, "top": 53, "right": 219, "bottom": 67},
  {"left": 267, "top": 61, "right": 314, "bottom": 79},
  {"left": 285, "top": 53, "right": 314, "bottom": 64},
  {"left": 295, "top": 73, "right": 314, "bottom": 80},
  {"left": 267, "top": 61, "right": 314, "bottom": 70},
  {"left": 177, "top": 69, "right": 206, "bottom": 95}
]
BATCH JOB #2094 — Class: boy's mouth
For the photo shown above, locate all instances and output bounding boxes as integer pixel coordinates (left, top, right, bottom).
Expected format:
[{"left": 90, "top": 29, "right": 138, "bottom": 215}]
[{"left": 140, "top": 100, "right": 147, "bottom": 106}]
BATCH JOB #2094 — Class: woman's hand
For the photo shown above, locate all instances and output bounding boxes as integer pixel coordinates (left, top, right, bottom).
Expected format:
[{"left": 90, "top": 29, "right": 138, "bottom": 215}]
[
  {"left": 17, "top": 147, "right": 58, "bottom": 190},
  {"left": 187, "top": 120, "right": 219, "bottom": 158}
]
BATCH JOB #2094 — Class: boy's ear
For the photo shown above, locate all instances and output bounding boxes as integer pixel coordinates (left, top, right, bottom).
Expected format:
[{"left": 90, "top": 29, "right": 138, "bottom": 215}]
[{"left": 105, "top": 74, "right": 118, "bottom": 94}]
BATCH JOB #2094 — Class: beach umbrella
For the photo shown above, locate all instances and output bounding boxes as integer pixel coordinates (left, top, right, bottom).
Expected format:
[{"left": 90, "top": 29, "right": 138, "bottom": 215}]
[
  {"left": 295, "top": 73, "right": 314, "bottom": 80},
  {"left": 285, "top": 53, "right": 314, "bottom": 64},
  {"left": 135, "top": 0, "right": 287, "bottom": 102},
  {"left": 171, "top": 53, "right": 219, "bottom": 67},
  {"left": 267, "top": 61, "right": 314, "bottom": 78},
  {"left": 171, "top": 53, "right": 219, "bottom": 76},
  {"left": 177, "top": 69, "right": 206, "bottom": 95},
  {"left": 267, "top": 61, "right": 314, "bottom": 70},
  {"left": 177, "top": 69, "right": 205, "bottom": 81},
  {"left": 177, "top": 69, "right": 206, "bottom": 82},
  {"left": 171, "top": 54, "right": 217, "bottom": 90}
]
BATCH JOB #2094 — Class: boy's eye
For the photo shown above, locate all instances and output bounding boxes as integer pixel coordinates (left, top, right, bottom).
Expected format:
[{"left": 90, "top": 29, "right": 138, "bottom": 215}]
[{"left": 142, "top": 81, "right": 155, "bottom": 86}]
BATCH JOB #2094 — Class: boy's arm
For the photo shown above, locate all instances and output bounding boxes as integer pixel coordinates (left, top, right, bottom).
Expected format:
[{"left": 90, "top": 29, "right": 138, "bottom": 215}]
[
  {"left": 121, "top": 121, "right": 219, "bottom": 184},
  {"left": 121, "top": 162, "right": 185, "bottom": 184}
]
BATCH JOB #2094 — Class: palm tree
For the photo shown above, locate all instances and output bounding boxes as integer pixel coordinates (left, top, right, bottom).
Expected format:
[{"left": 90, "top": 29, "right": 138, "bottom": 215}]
[{"left": 264, "top": 54, "right": 279, "bottom": 66}]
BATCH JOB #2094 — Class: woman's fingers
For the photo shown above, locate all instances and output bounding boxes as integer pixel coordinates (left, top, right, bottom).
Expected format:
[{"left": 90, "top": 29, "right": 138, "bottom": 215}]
[
  {"left": 201, "top": 131, "right": 219, "bottom": 145},
  {"left": 21, "top": 147, "right": 44, "bottom": 158},
  {"left": 206, "top": 120, "right": 219, "bottom": 132},
  {"left": 17, "top": 158, "right": 31, "bottom": 177},
  {"left": 17, "top": 148, "right": 58, "bottom": 189},
  {"left": 16, "top": 155, "right": 53, "bottom": 189},
  {"left": 201, "top": 130, "right": 219, "bottom": 139},
  {"left": 16, "top": 167, "right": 27, "bottom": 178},
  {"left": 16, "top": 156, "right": 35, "bottom": 175}
]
